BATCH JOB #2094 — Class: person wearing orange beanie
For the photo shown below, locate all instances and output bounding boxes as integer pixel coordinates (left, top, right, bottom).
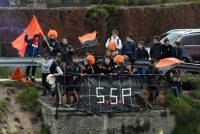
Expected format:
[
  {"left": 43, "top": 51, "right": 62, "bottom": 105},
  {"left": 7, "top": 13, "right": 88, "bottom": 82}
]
[
  {"left": 83, "top": 55, "right": 96, "bottom": 74},
  {"left": 40, "top": 29, "right": 60, "bottom": 57}
]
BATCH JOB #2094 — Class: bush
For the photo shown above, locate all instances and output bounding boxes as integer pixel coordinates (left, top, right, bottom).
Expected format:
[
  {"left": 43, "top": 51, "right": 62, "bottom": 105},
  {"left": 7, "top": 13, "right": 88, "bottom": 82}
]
[{"left": 17, "top": 88, "right": 39, "bottom": 112}]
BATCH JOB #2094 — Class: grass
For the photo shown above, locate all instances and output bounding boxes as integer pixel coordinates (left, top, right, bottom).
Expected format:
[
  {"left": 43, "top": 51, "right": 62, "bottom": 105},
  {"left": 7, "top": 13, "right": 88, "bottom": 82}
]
[
  {"left": 0, "top": 80, "right": 40, "bottom": 112},
  {"left": 16, "top": 85, "right": 39, "bottom": 112},
  {"left": 0, "top": 98, "right": 11, "bottom": 123},
  {"left": 166, "top": 74, "right": 200, "bottom": 134},
  {"left": 0, "top": 67, "right": 41, "bottom": 79}
]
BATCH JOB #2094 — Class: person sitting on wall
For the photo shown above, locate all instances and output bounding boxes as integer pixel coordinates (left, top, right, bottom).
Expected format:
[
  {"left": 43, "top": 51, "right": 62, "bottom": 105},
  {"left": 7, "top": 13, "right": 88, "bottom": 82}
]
[
  {"left": 59, "top": 38, "right": 74, "bottom": 66},
  {"left": 105, "top": 29, "right": 123, "bottom": 56},
  {"left": 99, "top": 56, "right": 114, "bottom": 75},
  {"left": 121, "top": 33, "right": 136, "bottom": 64},
  {"left": 24, "top": 30, "right": 42, "bottom": 81},
  {"left": 40, "top": 30, "right": 61, "bottom": 57},
  {"left": 170, "top": 72, "right": 182, "bottom": 97}
]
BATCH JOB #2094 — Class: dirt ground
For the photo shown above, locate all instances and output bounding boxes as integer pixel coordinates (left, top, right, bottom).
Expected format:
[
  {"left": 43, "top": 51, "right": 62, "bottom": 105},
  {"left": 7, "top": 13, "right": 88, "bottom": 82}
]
[{"left": 0, "top": 85, "right": 42, "bottom": 134}]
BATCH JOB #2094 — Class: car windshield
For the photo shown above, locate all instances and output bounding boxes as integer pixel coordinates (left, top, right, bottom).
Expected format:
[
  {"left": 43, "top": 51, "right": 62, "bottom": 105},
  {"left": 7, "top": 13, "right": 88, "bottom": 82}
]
[{"left": 160, "top": 32, "right": 183, "bottom": 45}]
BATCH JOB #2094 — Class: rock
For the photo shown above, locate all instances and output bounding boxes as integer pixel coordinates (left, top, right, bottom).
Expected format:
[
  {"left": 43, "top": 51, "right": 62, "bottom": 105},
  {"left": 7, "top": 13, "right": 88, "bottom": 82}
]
[{"left": 14, "top": 117, "right": 21, "bottom": 123}]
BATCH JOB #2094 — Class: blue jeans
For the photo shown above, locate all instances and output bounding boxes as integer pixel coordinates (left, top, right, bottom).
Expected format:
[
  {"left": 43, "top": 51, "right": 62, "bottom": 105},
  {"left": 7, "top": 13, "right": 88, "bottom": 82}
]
[{"left": 171, "top": 86, "right": 181, "bottom": 97}]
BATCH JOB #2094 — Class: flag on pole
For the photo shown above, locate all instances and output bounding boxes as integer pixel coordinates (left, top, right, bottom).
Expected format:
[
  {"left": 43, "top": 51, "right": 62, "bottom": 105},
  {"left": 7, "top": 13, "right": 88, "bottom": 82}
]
[
  {"left": 12, "top": 15, "right": 44, "bottom": 57},
  {"left": 78, "top": 31, "right": 98, "bottom": 48}
]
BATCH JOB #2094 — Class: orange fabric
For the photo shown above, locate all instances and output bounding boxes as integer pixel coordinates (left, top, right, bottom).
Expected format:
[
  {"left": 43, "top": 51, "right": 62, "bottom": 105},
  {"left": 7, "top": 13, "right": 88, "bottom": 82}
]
[
  {"left": 155, "top": 57, "right": 183, "bottom": 68},
  {"left": 108, "top": 41, "right": 116, "bottom": 52},
  {"left": 78, "top": 31, "right": 97, "bottom": 44},
  {"left": 113, "top": 55, "right": 125, "bottom": 63},
  {"left": 48, "top": 30, "right": 58, "bottom": 39},
  {"left": 10, "top": 67, "right": 24, "bottom": 81},
  {"left": 12, "top": 15, "right": 44, "bottom": 57},
  {"left": 86, "top": 55, "right": 95, "bottom": 65}
]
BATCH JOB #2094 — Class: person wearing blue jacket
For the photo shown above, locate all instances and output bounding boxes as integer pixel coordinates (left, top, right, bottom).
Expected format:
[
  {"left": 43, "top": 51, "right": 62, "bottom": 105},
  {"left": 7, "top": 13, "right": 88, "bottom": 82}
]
[
  {"left": 121, "top": 34, "right": 136, "bottom": 64},
  {"left": 24, "top": 33, "right": 41, "bottom": 81},
  {"left": 172, "top": 41, "right": 183, "bottom": 60}
]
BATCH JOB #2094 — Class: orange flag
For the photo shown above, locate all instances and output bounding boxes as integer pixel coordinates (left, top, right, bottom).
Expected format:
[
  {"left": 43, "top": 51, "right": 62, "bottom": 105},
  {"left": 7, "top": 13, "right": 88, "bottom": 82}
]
[
  {"left": 78, "top": 31, "right": 97, "bottom": 44},
  {"left": 155, "top": 57, "right": 183, "bottom": 68},
  {"left": 12, "top": 15, "right": 44, "bottom": 57}
]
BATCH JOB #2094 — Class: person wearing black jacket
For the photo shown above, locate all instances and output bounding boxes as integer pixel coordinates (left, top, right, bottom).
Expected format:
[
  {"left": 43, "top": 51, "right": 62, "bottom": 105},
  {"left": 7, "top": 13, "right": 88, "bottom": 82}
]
[
  {"left": 60, "top": 38, "right": 74, "bottom": 66},
  {"left": 99, "top": 56, "right": 114, "bottom": 74},
  {"left": 146, "top": 59, "right": 160, "bottom": 104},
  {"left": 161, "top": 38, "right": 173, "bottom": 59},
  {"left": 136, "top": 41, "right": 149, "bottom": 60},
  {"left": 40, "top": 30, "right": 60, "bottom": 57},
  {"left": 136, "top": 41, "right": 149, "bottom": 77},
  {"left": 150, "top": 38, "right": 162, "bottom": 61},
  {"left": 24, "top": 33, "right": 41, "bottom": 81}
]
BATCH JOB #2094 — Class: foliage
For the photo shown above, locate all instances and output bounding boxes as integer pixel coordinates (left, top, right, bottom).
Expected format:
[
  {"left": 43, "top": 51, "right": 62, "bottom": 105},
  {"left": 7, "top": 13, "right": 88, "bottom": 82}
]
[
  {"left": 166, "top": 74, "right": 200, "bottom": 134},
  {"left": 90, "top": 0, "right": 200, "bottom": 5},
  {"left": 41, "top": 124, "right": 51, "bottom": 134},
  {"left": 16, "top": 87, "right": 39, "bottom": 112}
]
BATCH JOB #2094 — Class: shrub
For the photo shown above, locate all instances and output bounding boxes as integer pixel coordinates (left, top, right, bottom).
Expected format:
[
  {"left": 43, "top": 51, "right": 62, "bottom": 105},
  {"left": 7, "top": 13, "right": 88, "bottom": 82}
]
[{"left": 17, "top": 88, "right": 39, "bottom": 112}]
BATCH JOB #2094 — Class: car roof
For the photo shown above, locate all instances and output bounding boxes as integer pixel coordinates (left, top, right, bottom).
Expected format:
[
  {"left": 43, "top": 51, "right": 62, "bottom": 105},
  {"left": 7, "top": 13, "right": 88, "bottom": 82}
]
[{"left": 166, "top": 29, "right": 200, "bottom": 35}]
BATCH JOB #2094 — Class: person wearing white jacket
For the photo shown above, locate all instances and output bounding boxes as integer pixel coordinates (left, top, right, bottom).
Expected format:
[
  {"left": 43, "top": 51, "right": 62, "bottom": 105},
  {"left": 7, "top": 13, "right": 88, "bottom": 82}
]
[
  {"left": 40, "top": 54, "right": 53, "bottom": 96},
  {"left": 105, "top": 29, "right": 122, "bottom": 55}
]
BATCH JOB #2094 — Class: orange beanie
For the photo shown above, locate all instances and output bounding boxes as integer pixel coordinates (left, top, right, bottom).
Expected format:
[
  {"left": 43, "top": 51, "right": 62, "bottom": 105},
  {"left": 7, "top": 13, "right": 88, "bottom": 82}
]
[
  {"left": 86, "top": 55, "right": 95, "bottom": 65},
  {"left": 48, "top": 30, "right": 58, "bottom": 39},
  {"left": 113, "top": 55, "right": 125, "bottom": 63}
]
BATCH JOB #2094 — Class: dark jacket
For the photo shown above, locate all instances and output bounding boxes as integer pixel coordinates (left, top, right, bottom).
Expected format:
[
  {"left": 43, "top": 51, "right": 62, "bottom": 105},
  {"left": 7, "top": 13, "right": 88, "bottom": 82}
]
[
  {"left": 161, "top": 45, "right": 173, "bottom": 59},
  {"left": 24, "top": 35, "right": 40, "bottom": 57},
  {"left": 100, "top": 63, "right": 114, "bottom": 74},
  {"left": 146, "top": 65, "right": 160, "bottom": 85},
  {"left": 40, "top": 39, "right": 60, "bottom": 57},
  {"left": 136, "top": 48, "right": 149, "bottom": 60},
  {"left": 121, "top": 41, "right": 136, "bottom": 56},
  {"left": 150, "top": 43, "right": 162, "bottom": 60},
  {"left": 60, "top": 43, "right": 74, "bottom": 65},
  {"left": 172, "top": 47, "right": 183, "bottom": 60}
]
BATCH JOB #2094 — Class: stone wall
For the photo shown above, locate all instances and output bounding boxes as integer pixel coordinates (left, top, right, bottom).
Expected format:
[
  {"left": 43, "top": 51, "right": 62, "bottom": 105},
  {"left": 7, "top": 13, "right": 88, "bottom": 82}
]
[
  {"left": 40, "top": 101, "right": 175, "bottom": 134},
  {"left": 0, "top": 3, "right": 200, "bottom": 56}
]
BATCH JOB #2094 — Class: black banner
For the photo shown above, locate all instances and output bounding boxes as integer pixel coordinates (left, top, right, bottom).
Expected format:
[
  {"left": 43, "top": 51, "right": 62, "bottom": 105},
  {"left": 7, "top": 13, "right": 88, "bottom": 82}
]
[{"left": 77, "top": 75, "right": 145, "bottom": 113}]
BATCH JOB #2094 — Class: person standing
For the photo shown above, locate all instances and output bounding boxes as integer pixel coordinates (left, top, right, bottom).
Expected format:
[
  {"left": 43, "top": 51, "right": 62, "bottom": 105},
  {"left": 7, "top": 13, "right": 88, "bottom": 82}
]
[
  {"left": 150, "top": 37, "right": 162, "bottom": 61},
  {"left": 40, "top": 30, "right": 60, "bottom": 57},
  {"left": 105, "top": 29, "right": 122, "bottom": 56},
  {"left": 24, "top": 32, "right": 41, "bottom": 81},
  {"left": 172, "top": 41, "right": 183, "bottom": 60},
  {"left": 40, "top": 53, "right": 53, "bottom": 96},
  {"left": 136, "top": 41, "right": 149, "bottom": 78},
  {"left": 161, "top": 38, "right": 173, "bottom": 59},
  {"left": 121, "top": 34, "right": 136, "bottom": 64},
  {"left": 59, "top": 38, "right": 74, "bottom": 66}
]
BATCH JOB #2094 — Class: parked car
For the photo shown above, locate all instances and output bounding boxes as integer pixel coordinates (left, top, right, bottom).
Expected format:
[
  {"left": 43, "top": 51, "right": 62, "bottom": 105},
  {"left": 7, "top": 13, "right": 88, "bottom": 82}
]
[{"left": 160, "top": 29, "right": 200, "bottom": 63}]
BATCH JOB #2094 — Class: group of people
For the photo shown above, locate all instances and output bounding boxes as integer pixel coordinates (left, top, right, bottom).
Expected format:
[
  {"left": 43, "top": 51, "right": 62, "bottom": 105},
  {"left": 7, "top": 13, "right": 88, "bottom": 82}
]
[{"left": 24, "top": 29, "right": 183, "bottom": 107}]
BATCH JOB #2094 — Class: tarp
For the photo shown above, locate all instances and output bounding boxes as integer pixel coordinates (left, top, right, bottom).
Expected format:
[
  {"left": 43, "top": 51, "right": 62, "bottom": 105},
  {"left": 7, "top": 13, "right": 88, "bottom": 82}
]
[
  {"left": 155, "top": 58, "right": 183, "bottom": 69},
  {"left": 75, "top": 75, "right": 144, "bottom": 112},
  {"left": 12, "top": 15, "right": 44, "bottom": 57},
  {"left": 78, "top": 31, "right": 97, "bottom": 44}
]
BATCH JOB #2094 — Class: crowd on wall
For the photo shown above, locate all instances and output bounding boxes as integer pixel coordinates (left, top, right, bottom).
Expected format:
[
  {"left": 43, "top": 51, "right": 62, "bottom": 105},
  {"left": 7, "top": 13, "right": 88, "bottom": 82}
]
[{"left": 24, "top": 29, "right": 183, "bottom": 107}]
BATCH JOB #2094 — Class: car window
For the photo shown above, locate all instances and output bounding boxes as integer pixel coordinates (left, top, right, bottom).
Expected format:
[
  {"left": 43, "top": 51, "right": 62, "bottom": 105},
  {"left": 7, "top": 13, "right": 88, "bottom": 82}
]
[
  {"left": 160, "top": 32, "right": 182, "bottom": 45},
  {"left": 181, "top": 35, "right": 200, "bottom": 45}
]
